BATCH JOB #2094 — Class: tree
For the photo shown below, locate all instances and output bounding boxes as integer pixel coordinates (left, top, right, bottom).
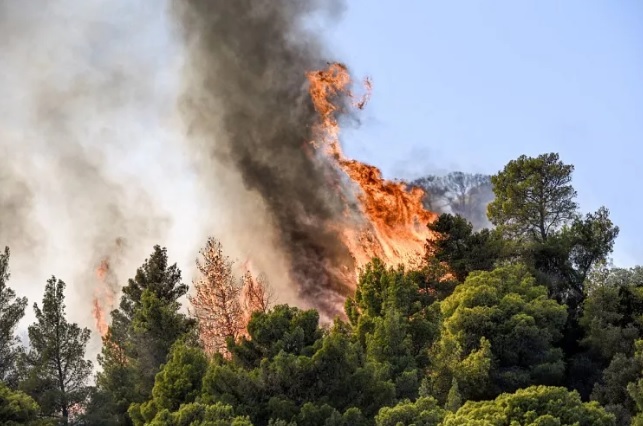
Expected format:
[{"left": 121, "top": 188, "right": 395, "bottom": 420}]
[
  {"left": 0, "top": 381, "right": 51, "bottom": 426},
  {"left": 91, "top": 245, "right": 193, "bottom": 425},
  {"left": 120, "top": 245, "right": 188, "bottom": 318},
  {"left": 580, "top": 266, "right": 643, "bottom": 361},
  {"left": 128, "top": 344, "right": 208, "bottom": 423},
  {"left": 412, "top": 172, "right": 493, "bottom": 227},
  {"left": 429, "top": 264, "right": 567, "bottom": 401},
  {"left": 487, "top": 153, "right": 619, "bottom": 315},
  {"left": 488, "top": 152, "right": 578, "bottom": 242},
  {"left": 427, "top": 213, "right": 503, "bottom": 282},
  {"left": 344, "top": 259, "right": 441, "bottom": 372},
  {"left": 21, "top": 277, "right": 92, "bottom": 423},
  {"left": 0, "top": 247, "right": 27, "bottom": 386},
  {"left": 374, "top": 397, "right": 445, "bottom": 426},
  {"left": 189, "top": 238, "right": 244, "bottom": 356},
  {"left": 241, "top": 271, "right": 273, "bottom": 316},
  {"left": 443, "top": 386, "right": 615, "bottom": 425},
  {"left": 591, "top": 353, "right": 640, "bottom": 425},
  {"left": 626, "top": 340, "right": 643, "bottom": 425}
]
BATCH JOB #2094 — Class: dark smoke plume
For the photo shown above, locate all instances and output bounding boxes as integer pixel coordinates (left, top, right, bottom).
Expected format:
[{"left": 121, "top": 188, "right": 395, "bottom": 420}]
[{"left": 171, "top": 0, "right": 356, "bottom": 317}]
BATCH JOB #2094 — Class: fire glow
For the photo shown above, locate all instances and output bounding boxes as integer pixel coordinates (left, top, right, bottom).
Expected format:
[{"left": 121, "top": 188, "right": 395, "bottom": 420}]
[{"left": 92, "top": 255, "right": 119, "bottom": 338}]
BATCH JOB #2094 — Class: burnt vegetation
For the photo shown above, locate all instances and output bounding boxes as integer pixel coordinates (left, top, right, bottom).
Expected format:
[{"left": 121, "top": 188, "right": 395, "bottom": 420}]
[{"left": 1, "top": 152, "right": 640, "bottom": 425}]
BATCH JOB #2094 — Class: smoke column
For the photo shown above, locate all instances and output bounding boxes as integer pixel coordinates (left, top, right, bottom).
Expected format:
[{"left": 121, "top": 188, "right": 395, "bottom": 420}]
[{"left": 171, "top": 0, "right": 357, "bottom": 316}]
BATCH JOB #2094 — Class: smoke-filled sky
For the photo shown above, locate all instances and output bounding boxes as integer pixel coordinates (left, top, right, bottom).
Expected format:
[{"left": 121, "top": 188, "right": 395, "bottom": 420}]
[
  {"left": 0, "top": 0, "right": 641, "bottom": 354},
  {"left": 323, "top": 0, "right": 643, "bottom": 267}
]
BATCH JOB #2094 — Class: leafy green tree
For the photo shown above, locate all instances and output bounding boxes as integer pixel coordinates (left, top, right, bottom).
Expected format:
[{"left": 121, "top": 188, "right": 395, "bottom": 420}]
[
  {"left": 444, "top": 378, "right": 462, "bottom": 412},
  {"left": 129, "top": 344, "right": 208, "bottom": 423},
  {"left": 430, "top": 264, "right": 567, "bottom": 401},
  {"left": 374, "top": 397, "right": 445, "bottom": 426},
  {"left": 345, "top": 259, "right": 441, "bottom": 366},
  {"left": 625, "top": 340, "right": 643, "bottom": 425},
  {"left": 487, "top": 153, "right": 619, "bottom": 313},
  {"left": 443, "top": 385, "right": 615, "bottom": 425},
  {"left": 90, "top": 246, "right": 194, "bottom": 425},
  {"left": 428, "top": 213, "right": 503, "bottom": 282},
  {"left": 131, "top": 401, "right": 252, "bottom": 426},
  {"left": 200, "top": 309, "right": 394, "bottom": 425},
  {"left": 21, "top": 277, "right": 92, "bottom": 423},
  {"left": 0, "top": 247, "right": 27, "bottom": 387},
  {"left": 530, "top": 207, "right": 619, "bottom": 311},
  {"left": 591, "top": 353, "right": 640, "bottom": 425},
  {"left": 0, "top": 381, "right": 45, "bottom": 425},
  {"left": 580, "top": 266, "right": 643, "bottom": 361},
  {"left": 488, "top": 153, "right": 578, "bottom": 242},
  {"left": 229, "top": 304, "right": 322, "bottom": 368}
]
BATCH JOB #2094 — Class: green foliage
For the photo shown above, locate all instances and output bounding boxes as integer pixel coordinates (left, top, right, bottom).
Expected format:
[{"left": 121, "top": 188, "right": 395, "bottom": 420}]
[
  {"left": 374, "top": 397, "right": 445, "bottom": 426},
  {"left": 580, "top": 266, "right": 643, "bottom": 361},
  {"left": 444, "top": 378, "right": 462, "bottom": 412},
  {"left": 0, "top": 247, "right": 27, "bottom": 387},
  {"left": 89, "top": 245, "right": 194, "bottom": 425},
  {"left": 121, "top": 245, "right": 188, "bottom": 316},
  {"left": 346, "top": 259, "right": 441, "bottom": 365},
  {"left": 20, "top": 277, "right": 92, "bottom": 422},
  {"left": 132, "top": 401, "right": 253, "bottom": 426},
  {"left": 430, "top": 264, "right": 567, "bottom": 401},
  {"left": 591, "top": 353, "right": 640, "bottom": 425},
  {"left": 486, "top": 153, "right": 619, "bottom": 314},
  {"left": 627, "top": 340, "right": 643, "bottom": 424},
  {"left": 230, "top": 305, "right": 322, "bottom": 368},
  {"left": 488, "top": 153, "right": 578, "bottom": 242},
  {"left": 443, "top": 385, "right": 615, "bottom": 425},
  {"left": 428, "top": 213, "right": 503, "bottom": 281},
  {"left": 0, "top": 381, "right": 40, "bottom": 425},
  {"left": 130, "top": 343, "right": 209, "bottom": 423}
]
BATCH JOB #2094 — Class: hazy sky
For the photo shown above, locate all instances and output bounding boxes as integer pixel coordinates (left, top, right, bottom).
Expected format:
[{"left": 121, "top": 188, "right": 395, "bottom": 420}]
[{"left": 323, "top": 0, "right": 643, "bottom": 266}]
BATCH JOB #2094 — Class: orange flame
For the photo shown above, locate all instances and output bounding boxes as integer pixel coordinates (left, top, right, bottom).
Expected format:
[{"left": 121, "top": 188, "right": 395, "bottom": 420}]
[
  {"left": 306, "top": 63, "right": 436, "bottom": 279},
  {"left": 92, "top": 256, "right": 119, "bottom": 338}
]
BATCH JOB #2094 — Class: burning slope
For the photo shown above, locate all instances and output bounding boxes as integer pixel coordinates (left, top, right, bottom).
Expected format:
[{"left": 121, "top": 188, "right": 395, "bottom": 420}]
[{"left": 307, "top": 63, "right": 436, "bottom": 275}]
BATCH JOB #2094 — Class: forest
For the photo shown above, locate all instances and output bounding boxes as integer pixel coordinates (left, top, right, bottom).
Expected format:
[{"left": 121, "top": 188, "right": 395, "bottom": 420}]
[{"left": 1, "top": 152, "right": 640, "bottom": 425}]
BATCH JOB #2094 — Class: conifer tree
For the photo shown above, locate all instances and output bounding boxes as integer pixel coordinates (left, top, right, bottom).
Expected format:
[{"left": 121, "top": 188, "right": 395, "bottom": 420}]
[
  {"left": 21, "top": 277, "right": 92, "bottom": 423},
  {"left": 0, "top": 247, "right": 27, "bottom": 386},
  {"left": 91, "top": 245, "right": 193, "bottom": 425},
  {"left": 189, "top": 238, "right": 244, "bottom": 356}
]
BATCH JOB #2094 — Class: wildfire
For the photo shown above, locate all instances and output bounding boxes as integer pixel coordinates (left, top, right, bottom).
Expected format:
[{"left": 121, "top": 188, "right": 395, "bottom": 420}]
[
  {"left": 306, "top": 63, "right": 436, "bottom": 277},
  {"left": 92, "top": 258, "right": 116, "bottom": 337},
  {"left": 91, "top": 239, "right": 124, "bottom": 338}
]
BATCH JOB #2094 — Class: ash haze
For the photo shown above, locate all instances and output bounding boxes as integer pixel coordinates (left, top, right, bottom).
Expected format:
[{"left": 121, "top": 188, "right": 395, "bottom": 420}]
[{"left": 0, "top": 0, "right": 203, "bottom": 356}]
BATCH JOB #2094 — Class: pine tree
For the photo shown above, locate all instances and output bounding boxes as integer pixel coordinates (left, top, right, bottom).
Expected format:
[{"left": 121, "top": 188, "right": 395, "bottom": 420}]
[
  {"left": 188, "top": 238, "right": 244, "bottom": 356},
  {"left": 241, "top": 270, "right": 273, "bottom": 315},
  {"left": 91, "top": 245, "right": 193, "bottom": 425},
  {"left": 0, "top": 247, "right": 27, "bottom": 387},
  {"left": 21, "top": 277, "right": 92, "bottom": 423}
]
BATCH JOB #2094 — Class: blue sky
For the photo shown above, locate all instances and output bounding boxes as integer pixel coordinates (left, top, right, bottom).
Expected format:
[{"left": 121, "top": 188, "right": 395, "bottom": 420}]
[{"left": 323, "top": 0, "right": 643, "bottom": 266}]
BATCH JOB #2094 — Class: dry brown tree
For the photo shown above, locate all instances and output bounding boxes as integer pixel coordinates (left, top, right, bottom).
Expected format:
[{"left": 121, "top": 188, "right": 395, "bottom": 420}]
[
  {"left": 189, "top": 237, "right": 244, "bottom": 356},
  {"left": 241, "top": 270, "right": 274, "bottom": 320}
]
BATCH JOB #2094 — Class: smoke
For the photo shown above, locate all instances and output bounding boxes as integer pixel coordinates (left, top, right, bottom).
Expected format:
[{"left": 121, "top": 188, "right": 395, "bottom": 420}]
[
  {"left": 0, "top": 0, "right": 189, "bottom": 351},
  {"left": 170, "top": 0, "right": 357, "bottom": 317}
]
